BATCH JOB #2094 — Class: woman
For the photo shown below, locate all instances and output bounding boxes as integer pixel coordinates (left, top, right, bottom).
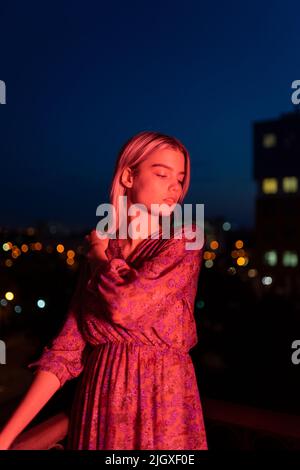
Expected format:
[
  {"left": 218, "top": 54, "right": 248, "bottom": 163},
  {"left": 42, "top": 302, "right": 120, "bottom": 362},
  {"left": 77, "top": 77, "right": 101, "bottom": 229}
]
[{"left": 0, "top": 131, "right": 208, "bottom": 450}]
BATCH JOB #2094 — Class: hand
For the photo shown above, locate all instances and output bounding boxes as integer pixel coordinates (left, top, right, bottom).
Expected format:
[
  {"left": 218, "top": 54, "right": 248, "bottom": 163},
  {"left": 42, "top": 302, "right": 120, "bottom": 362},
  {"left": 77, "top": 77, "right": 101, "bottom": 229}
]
[
  {"left": 0, "top": 432, "right": 12, "bottom": 450},
  {"left": 85, "top": 230, "right": 109, "bottom": 272}
]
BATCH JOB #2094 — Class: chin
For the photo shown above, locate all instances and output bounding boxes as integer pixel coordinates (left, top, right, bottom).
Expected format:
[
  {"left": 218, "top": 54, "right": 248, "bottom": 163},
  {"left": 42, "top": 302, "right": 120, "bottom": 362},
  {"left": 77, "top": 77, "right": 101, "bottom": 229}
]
[
  {"left": 159, "top": 207, "right": 174, "bottom": 217},
  {"left": 148, "top": 202, "right": 175, "bottom": 218}
]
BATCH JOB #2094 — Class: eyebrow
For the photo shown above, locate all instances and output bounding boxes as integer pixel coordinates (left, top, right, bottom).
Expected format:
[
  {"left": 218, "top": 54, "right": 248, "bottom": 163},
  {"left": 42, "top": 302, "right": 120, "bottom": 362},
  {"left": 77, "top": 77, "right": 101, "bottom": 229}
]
[{"left": 150, "top": 163, "right": 185, "bottom": 175}]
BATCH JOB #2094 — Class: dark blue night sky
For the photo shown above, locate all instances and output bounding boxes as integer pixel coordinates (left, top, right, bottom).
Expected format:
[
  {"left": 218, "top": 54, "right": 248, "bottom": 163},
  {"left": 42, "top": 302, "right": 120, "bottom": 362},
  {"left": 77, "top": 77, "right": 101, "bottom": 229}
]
[{"left": 1, "top": 1, "right": 299, "bottom": 230}]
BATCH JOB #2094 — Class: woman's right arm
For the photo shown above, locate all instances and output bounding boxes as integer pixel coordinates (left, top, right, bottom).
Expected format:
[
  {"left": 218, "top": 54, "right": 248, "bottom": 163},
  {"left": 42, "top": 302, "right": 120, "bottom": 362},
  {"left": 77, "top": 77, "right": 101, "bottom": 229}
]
[
  {"left": 0, "top": 244, "right": 93, "bottom": 450},
  {"left": 0, "top": 370, "right": 60, "bottom": 450}
]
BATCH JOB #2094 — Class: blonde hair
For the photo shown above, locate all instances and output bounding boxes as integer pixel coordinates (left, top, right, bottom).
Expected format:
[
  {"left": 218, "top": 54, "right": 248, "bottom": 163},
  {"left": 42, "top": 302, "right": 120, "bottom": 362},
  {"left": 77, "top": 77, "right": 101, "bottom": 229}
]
[{"left": 109, "top": 130, "right": 191, "bottom": 234}]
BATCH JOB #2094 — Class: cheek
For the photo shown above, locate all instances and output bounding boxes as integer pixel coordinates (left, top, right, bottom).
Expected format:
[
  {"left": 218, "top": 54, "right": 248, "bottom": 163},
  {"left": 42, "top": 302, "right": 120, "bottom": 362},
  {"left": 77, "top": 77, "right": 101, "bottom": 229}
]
[
  {"left": 132, "top": 176, "right": 164, "bottom": 203},
  {"left": 129, "top": 177, "right": 172, "bottom": 216},
  {"left": 135, "top": 178, "right": 174, "bottom": 216}
]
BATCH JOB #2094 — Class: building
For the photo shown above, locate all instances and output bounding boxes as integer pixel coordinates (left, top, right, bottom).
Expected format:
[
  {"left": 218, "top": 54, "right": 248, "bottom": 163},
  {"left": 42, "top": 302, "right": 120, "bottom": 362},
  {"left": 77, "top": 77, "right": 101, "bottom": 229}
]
[{"left": 253, "top": 110, "right": 300, "bottom": 295}]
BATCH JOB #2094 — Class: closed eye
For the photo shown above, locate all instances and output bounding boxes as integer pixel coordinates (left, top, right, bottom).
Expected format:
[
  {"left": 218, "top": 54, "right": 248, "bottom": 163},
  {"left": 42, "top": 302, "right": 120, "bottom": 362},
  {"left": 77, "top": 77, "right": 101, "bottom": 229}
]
[{"left": 155, "top": 174, "right": 184, "bottom": 185}]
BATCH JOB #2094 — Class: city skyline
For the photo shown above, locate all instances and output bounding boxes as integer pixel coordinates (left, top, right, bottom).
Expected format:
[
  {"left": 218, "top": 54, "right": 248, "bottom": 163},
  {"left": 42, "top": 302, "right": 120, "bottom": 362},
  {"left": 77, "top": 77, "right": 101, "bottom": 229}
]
[{"left": 1, "top": 1, "right": 299, "bottom": 230}]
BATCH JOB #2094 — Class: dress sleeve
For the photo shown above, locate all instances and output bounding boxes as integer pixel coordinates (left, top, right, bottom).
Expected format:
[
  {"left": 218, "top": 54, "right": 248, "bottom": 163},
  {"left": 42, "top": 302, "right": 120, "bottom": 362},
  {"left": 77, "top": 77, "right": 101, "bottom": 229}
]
[
  {"left": 27, "top": 259, "right": 89, "bottom": 389},
  {"left": 87, "top": 225, "right": 204, "bottom": 330}
]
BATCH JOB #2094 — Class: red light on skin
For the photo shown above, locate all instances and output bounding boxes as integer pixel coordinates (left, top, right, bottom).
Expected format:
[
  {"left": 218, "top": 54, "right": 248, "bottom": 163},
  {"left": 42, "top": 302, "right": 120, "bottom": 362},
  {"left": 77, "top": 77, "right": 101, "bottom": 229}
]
[{"left": 163, "top": 198, "right": 176, "bottom": 206}]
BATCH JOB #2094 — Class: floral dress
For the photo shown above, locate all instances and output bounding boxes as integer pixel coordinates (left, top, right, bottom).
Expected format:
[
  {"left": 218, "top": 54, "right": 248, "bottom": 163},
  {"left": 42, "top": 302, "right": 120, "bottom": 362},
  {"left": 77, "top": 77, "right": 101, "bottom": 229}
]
[{"left": 28, "top": 224, "right": 208, "bottom": 450}]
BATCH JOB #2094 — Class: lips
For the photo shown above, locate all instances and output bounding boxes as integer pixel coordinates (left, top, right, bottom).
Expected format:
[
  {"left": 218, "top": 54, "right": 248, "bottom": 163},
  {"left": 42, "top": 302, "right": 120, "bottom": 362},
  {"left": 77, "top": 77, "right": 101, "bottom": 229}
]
[{"left": 163, "top": 198, "right": 176, "bottom": 205}]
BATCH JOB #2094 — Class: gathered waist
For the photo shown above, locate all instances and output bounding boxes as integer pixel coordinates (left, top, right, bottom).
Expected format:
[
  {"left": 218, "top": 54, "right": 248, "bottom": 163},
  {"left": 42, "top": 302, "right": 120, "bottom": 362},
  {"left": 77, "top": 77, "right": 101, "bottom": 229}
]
[{"left": 89, "top": 341, "right": 190, "bottom": 360}]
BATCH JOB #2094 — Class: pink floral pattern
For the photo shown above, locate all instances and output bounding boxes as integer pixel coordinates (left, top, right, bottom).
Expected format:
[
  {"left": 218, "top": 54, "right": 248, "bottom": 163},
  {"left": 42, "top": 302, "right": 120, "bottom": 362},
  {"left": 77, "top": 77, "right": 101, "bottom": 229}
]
[{"left": 28, "top": 224, "right": 208, "bottom": 450}]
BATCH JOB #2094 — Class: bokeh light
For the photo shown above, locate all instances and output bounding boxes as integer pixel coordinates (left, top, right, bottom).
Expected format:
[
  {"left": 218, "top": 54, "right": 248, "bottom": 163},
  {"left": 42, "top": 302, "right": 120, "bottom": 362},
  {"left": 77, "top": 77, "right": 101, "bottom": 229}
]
[{"left": 5, "top": 292, "right": 14, "bottom": 301}]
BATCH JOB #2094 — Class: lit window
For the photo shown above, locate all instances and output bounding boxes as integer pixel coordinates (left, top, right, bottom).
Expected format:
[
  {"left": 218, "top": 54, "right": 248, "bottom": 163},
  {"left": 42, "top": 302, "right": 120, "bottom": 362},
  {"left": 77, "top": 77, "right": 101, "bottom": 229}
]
[
  {"left": 283, "top": 177, "right": 298, "bottom": 193},
  {"left": 262, "top": 178, "right": 278, "bottom": 194},
  {"left": 264, "top": 251, "right": 277, "bottom": 266},
  {"left": 262, "top": 133, "right": 277, "bottom": 148},
  {"left": 282, "top": 251, "right": 298, "bottom": 267}
]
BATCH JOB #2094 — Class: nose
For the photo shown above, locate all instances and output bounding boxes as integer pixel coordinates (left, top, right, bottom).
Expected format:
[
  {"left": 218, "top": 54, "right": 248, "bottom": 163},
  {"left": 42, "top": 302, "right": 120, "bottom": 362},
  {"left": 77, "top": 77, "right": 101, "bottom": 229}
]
[{"left": 169, "top": 179, "right": 181, "bottom": 194}]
